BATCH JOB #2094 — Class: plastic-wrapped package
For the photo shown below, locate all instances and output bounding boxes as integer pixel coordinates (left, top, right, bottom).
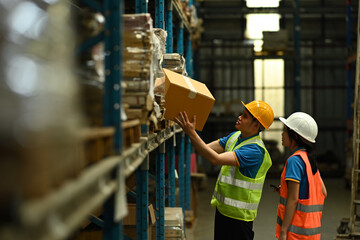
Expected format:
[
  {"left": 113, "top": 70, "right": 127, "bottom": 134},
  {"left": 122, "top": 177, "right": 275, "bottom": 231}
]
[
  {"left": 123, "top": 13, "right": 153, "bottom": 82},
  {"left": 122, "top": 14, "right": 155, "bottom": 122},
  {"left": 0, "top": 0, "right": 85, "bottom": 219},
  {"left": 152, "top": 28, "right": 167, "bottom": 80},
  {"left": 164, "top": 53, "right": 187, "bottom": 75}
]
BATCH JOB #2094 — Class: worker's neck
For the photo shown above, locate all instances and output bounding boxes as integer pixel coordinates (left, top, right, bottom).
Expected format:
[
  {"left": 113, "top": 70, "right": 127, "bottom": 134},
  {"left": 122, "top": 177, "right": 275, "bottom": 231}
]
[{"left": 240, "top": 130, "right": 259, "bottom": 139}]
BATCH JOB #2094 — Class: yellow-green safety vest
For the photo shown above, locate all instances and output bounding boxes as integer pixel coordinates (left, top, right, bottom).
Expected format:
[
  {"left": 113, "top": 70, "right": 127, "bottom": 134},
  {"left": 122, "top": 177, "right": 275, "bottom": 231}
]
[{"left": 210, "top": 131, "right": 272, "bottom": 221}]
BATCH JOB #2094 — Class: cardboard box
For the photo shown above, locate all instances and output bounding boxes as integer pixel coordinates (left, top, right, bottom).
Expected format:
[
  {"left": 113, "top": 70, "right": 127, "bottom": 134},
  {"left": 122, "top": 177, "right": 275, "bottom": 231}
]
[
  {"left": 123, "top": 203, "right": 156, "bottom": 240},
  {"left": 123, "top": 203, "right": 156, "bottom": 226},
  {"left": 163, "top": 68, "right": 215, "bottom": 131}
]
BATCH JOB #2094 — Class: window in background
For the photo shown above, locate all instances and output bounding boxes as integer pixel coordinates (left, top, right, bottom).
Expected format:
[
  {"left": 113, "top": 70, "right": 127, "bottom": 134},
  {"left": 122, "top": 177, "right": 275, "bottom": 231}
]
[
  {"left": 245, "top": 13, "right": 280, "bottom": 52},
  {"left": 254, "top": 59, "right": 285, "bottom": 153}
]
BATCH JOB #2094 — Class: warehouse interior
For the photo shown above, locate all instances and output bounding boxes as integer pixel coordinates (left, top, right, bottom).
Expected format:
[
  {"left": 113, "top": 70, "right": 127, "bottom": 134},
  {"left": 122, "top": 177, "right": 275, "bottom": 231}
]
[{"left": 0, "top": 0, "right": 360, "bottom": 239}]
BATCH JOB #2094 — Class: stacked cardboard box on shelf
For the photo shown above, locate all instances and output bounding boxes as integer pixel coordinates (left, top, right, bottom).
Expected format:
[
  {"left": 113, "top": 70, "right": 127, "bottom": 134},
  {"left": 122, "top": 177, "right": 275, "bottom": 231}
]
[
  {"left": 165, "top": 207, "right": 185, "bottom": 239},
  {"left": 151, "top": 207, "right": 185, "bottom": 240},
  {"left": 164, "top": 53, "right": 186, "bottom": 75},
  {"left": 123, "top": 203, "right": 156, "bottom": 239},
  {"left": 122, "top": 13, "right": 153, "bottom": 124}
]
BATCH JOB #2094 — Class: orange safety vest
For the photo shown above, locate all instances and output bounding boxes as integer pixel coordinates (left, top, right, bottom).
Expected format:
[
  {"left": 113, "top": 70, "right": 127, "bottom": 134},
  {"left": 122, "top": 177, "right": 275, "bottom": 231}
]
[{"left": 276, "top": 151, "right": 325, "bottom": 240}]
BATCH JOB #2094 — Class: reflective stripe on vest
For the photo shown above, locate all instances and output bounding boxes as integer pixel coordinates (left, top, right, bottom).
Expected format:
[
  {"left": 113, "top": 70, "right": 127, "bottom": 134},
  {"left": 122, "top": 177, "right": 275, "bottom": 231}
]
[
  {"left": 277, "top": 217, "right": 321, "bottom": 236},
  {"left": 279, "top": 197, "right": 324, "bottom": 213},
  {"left": 213, "top": 190, "right": 259, "bottom": 210},
  {"left": 220, "top": 175, "right": 263, "bottom": 190}
]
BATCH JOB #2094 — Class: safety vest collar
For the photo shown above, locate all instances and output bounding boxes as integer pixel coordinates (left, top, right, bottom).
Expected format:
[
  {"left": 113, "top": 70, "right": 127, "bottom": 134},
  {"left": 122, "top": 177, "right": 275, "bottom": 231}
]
[
  {"left": 277, "top": 217, "right": 321, "bottom": 236},
  {"left": 213, "top": 190, "right": 259, "bottom": 210},
  {"left": 225, "top": 132, "right": 262, "bottom": 152}
]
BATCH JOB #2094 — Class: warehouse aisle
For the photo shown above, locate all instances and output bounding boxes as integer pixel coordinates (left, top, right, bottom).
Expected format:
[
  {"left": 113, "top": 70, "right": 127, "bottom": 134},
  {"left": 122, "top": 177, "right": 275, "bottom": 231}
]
[{"left": 186, "top": 176, "right": 350, "bottom": 240}]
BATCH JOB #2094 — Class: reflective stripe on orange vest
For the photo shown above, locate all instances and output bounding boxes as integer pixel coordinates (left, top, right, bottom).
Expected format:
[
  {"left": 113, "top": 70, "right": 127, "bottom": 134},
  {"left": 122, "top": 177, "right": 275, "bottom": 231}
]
[
  {"left": 277, "top": 217, "right": 321, "bottom": 236},
  {"left": 279, "top": 196, "right": 323, "bottom": 212}
]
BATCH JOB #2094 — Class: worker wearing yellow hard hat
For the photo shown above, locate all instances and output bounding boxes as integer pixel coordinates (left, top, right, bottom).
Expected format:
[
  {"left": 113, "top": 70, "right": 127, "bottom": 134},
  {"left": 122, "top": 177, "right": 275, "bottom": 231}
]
[{"left": 175, "top": 100, "right": 274, "bottom": 240}]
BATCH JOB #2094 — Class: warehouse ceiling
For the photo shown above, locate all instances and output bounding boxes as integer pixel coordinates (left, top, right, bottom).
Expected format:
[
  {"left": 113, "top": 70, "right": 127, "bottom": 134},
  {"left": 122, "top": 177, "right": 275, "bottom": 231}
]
[{"left": 196, "top": 0, "right": 358, "bottom": 44}]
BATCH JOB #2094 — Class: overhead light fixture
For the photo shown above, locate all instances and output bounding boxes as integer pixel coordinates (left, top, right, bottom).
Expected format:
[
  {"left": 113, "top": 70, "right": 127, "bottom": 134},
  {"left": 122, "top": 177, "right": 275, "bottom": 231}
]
[{"left": 246, "top": 0, "right": 280, "bottom": 8}]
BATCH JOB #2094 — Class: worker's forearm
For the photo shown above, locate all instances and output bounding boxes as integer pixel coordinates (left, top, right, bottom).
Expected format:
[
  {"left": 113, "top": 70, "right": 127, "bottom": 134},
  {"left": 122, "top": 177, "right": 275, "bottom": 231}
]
[
  {"left": 281, "top": 199, "right": 297, "bottom": 233},
  {"left": 187, "top": 130, "right": 219, "bottom": 165}
]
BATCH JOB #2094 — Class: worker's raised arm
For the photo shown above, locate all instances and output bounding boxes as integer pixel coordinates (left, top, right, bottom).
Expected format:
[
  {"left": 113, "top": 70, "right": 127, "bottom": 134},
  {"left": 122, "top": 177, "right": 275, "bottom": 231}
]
[
  {"left": 175, "top": 111, "right": 237, "bottom": 166},
  {"left": 207, "top": 140, "right": 224, "bottom": 154}
]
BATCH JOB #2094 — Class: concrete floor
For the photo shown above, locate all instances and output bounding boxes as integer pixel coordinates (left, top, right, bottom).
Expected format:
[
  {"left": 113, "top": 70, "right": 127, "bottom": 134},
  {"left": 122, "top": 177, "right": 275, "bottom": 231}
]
[{"left": 186, "top": 176, "right": 351, "bottom": 240}]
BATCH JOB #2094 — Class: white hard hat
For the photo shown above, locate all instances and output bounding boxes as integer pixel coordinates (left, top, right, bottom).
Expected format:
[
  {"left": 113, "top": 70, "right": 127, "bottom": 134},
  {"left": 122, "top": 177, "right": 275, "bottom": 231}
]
[{"left": 279, "top": 112, "right": 318, "bottom": 143}]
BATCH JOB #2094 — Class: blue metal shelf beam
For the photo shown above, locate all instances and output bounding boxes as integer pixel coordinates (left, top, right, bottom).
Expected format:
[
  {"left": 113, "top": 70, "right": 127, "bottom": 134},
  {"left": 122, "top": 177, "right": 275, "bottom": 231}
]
[
  {"left": 155, "top": 0, "right": 165, "bottom": 28},
  {"left": 165, "top": 0, "right": 173, "bottom": 53},
  {"left": 103, "top": 0, "right": 124, "bottom": 238},
  {"left": 186, "top": 38, "right": 193, "bottom": 77},
  {"left": 185, "top": 136, "right": 191, "bottom": 211},
  {"left": 136, "top": 0, "right": 148, "bottom": 13},
  {"left": 103, "top": 0, "right": 123, "bottom": 153},
  {"left": 167, "top": 137, "right": 176, "bottom": 207},
  {"left": 176, "top": 23, "right": 184, "bottom": 56},
  {"left": 156, "top": 143, "right": 166, "bottom": 240},
  {"left": 136, "top": 155, "right": 149, "bottom": 239},
  {"left": 178, "top": 133, "right": 185, "bottom": 212}
]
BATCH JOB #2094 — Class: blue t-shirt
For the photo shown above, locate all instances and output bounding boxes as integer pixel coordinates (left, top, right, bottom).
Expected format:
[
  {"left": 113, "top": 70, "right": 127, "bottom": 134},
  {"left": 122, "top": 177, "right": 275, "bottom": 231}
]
[
  {"left": 219, "top": 131, "right": 265, "bottom": 179},
  {"left": 285, "top": 148, "right": 309, "bottom": 199}
]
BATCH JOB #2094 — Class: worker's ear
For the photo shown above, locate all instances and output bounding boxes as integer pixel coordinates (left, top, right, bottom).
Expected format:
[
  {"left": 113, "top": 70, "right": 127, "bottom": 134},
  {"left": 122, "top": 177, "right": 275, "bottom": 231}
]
[{"left": 253, "top": 120, "right": 261, "bottom": 131}]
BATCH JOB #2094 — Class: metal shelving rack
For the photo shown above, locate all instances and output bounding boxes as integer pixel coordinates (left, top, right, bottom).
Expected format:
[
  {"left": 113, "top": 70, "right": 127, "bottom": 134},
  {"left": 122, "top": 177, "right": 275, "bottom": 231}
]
[
  {"left": 338, "top": 1, "right": 360, "bottom": 239},
  {"left": 0, "top": 1, "right": 196, "bottom": 240}
]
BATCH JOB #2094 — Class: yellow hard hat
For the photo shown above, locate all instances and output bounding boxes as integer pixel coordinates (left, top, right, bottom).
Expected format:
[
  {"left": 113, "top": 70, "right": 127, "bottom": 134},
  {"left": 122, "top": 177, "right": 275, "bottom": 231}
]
[{"left": 241, "top": 100, "right": 274, "bottom": 130}]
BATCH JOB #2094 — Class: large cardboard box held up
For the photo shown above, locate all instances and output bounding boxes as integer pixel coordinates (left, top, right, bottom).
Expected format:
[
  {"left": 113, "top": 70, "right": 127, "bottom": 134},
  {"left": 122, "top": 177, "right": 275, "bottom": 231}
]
[{"left": 163, "top": 68, "right": 215, "bottom": 131}]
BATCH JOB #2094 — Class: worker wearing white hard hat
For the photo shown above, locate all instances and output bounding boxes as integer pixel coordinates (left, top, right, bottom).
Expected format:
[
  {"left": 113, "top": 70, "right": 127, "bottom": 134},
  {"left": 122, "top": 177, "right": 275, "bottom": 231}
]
[{"left": 274, "top": 112, "right": 327, "bottom": 240}]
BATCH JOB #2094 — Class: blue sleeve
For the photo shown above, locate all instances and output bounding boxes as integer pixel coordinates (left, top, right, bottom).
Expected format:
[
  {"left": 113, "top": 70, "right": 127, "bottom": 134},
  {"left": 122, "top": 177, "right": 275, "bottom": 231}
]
[
  {"left": 218, "top": 131, "right": 238, "bottom": 148},
  {"left": 234, "top": 144, "right": 265, "bottom": 178},
  {"left": 285, "top": 155, "right": 308, "bottom": 199},
  {"left": 285, "top": 155, "right": 306, "bottom": 183}
]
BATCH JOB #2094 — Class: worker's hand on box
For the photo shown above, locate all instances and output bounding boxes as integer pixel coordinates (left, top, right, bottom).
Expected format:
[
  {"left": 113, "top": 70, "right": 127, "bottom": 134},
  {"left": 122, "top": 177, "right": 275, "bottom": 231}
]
[{"left": 175, "top": 111, "right": 196, "bottom": 135}]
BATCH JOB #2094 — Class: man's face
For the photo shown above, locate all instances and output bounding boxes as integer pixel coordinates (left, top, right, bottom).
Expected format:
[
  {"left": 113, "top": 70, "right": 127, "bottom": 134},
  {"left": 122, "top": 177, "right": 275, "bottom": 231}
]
[{"left": 235, "top": 109, "right": 258, "bottom": 131}]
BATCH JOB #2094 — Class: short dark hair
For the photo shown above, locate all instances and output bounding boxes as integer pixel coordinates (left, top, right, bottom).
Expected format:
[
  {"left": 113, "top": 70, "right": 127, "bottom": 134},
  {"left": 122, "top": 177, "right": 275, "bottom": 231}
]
[{"left": 246, "top": 109, "right": 265, "bottom": 132}]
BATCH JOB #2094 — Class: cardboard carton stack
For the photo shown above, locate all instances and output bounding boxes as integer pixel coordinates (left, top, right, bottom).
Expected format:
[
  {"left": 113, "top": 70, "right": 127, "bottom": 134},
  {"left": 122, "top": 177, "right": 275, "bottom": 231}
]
[
  {"left": 123, "top": 203, "right": 156, "bottom": 239},
  {"left": 165, "top": 207, "right": 185, "bottom": 239},
  {"left": 164, "top": 53, "right": 186, "bottom": 75},
  {"left": 122, "top": 13, "right": 154, "bottom": 122}
]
